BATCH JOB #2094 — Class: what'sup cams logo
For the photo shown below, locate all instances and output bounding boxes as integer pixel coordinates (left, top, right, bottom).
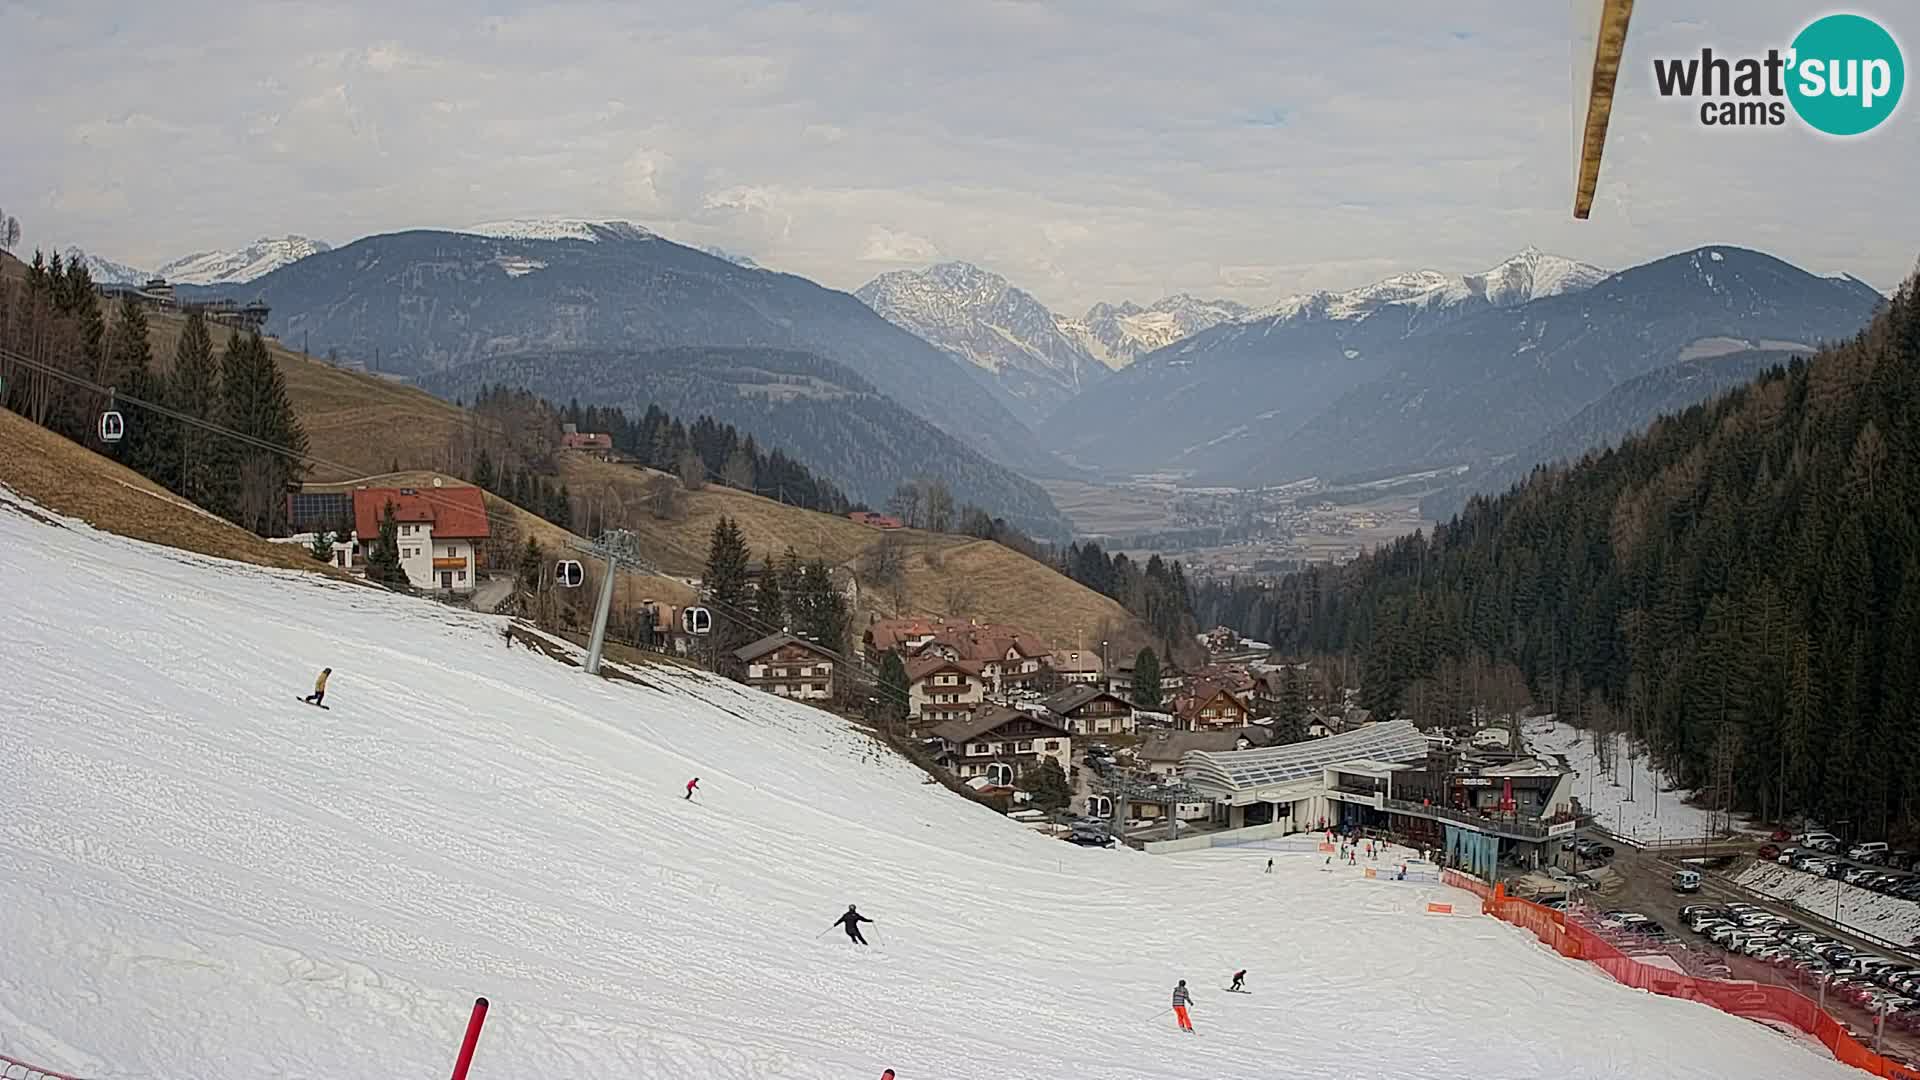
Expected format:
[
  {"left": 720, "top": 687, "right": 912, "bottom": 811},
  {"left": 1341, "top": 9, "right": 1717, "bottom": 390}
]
[{"left": 1653, "top": 13, "right": 1904, "bottom": 134}]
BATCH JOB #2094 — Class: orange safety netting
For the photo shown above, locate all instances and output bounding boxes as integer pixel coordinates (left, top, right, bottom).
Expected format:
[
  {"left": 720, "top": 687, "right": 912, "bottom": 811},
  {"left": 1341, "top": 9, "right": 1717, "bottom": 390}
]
[{"left": 1458, "top": 883, "right": 1920, "bottom": 1079}]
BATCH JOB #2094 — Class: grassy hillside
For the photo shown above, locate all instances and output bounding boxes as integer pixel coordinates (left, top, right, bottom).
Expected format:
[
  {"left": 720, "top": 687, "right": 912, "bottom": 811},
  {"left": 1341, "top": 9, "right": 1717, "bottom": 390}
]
[
  {"left": 0, "top": 407, "right": 351, "bottom": 579},
  {"left": 133, "top": 307, "right": 1147, "bottom": 650}
]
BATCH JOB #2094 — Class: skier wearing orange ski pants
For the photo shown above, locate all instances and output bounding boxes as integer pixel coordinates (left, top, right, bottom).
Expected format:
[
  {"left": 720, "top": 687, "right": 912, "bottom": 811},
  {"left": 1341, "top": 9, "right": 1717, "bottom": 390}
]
[{"left": 1171, "top": 980, "right": 1195, "bottom": 1032}]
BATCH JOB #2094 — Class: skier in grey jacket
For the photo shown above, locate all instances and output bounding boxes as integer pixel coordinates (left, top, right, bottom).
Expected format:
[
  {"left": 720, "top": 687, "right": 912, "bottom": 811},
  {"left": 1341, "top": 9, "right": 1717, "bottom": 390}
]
[{"left": 1171, "top": 979, "right": 1196, "bottom": 1032}]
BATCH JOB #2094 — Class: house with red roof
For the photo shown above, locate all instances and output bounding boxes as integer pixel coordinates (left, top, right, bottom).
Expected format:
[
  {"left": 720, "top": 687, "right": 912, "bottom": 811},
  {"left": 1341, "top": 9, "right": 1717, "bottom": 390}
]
[{"left": 349, "top": 485, "right": 491, "bottom": 594}]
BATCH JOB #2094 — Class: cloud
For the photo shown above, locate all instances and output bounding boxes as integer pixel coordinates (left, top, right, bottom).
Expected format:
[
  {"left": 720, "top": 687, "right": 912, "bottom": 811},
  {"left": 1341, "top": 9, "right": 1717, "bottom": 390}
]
[
  {"left": 859, "top": 226, "right": 941, "bottom": 263},
  {"left": 1, "top": 0, "right": 1912, "bottom": 306}
]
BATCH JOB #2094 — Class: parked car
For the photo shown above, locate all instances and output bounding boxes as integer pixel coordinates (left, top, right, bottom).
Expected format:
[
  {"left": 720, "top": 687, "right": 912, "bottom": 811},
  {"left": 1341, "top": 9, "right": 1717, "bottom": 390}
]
[
  {"left": 1673, "top": 869, "right": 1702, "bottom": 893},
  {"left": 1803, "top": 831, "right": 1843, "bottom": 853},
  {"left": 1850, "top": 841, "right": 1891, "bottom": 862},
  {"left": 1758, "top": 844, "right": 1781, "bottom": 860},
  {"left": 1778, "top": 845, "right": 1802, "bottom": 864}
]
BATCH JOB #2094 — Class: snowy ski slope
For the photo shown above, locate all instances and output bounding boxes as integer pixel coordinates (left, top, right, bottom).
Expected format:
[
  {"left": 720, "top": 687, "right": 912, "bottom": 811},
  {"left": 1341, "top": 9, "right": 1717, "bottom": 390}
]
[{"left": 0, "top": 490, "right": 1856, "bottom": 1079}]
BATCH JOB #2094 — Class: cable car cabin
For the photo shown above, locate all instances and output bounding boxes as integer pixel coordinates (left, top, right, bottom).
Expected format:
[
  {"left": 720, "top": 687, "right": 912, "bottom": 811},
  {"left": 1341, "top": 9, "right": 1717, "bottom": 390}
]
[
  {"left": 99, "top": 410, "right": 125, "bottom": 443},
  {"left": 555, "top": 559, "right": 585, "bottom": 588},
  {"left": 682, "top": 606, "right": 713, "bottom": 636}
]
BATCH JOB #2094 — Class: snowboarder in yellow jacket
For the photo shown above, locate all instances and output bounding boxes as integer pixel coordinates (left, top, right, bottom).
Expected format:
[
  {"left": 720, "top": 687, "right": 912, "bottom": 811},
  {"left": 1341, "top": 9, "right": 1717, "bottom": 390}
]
[{"left": 304, "top": 667, "right": 331, "bottom": 707}]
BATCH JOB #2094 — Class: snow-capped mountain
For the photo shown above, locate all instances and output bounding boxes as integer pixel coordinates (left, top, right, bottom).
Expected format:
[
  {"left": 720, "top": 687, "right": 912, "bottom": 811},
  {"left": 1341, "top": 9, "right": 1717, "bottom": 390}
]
[
  {"left": 1251, "top": 247, "right": 1607, "bottom": 323},
  {"left": 855, "top": 261, "right": 1109, "bottom": 425},
  {"left": 700, "top": 245, "right": 759, "bottom": 269},
  {"left": 63, "top": 247, "right": 149, "bottom": 286},
  {"left": 156, "top": 236, "right": 331, "bottom": 285},
  {"left": 1060, "top": 294, "right": 1250, "bottom": 370},
  {"left": 462, "top": 218, "right": 657, "bottom": 244},
  {"left": 1045, "top": 246, "right": 1876, "bottom": 486}
]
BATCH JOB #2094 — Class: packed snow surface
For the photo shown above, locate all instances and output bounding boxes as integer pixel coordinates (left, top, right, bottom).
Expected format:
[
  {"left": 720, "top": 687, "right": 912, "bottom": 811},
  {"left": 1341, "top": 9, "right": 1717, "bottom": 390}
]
[
  {"left": 1525, "top": 718, "right": 1751, "bottom": 841},
  {"left": 0, "top": 494, "right": 1854, "bottom": 1078}
]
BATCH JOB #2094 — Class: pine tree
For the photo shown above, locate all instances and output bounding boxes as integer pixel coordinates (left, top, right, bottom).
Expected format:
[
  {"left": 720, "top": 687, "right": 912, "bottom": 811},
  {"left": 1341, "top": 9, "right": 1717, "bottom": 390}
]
[
  {"left": 755, "top": 549, "right": 786, "bottom": 629},
  {"left": 877, "top": 650, "right": 910, "bottom": 732},
  {"left": 168, "top": 311, "right": 225, "bottom": 513},
  {"left": 1132, "top": 647, "right": 1162, "bottom": 710},
  {"left": 363, "top": 503, "right": 409, "bottom": 586},
  {"left": 309, "top": 529, "right": 336, "bottom": 562},
  {"left": 794, "top": 560, "right": 851, "bottom": 654},
  {"left": 218, "top": 330, "right": 307, "bottom": 535},
  {"left": 704, "top": 516, "right": 752, "bottom": 611},
  {"left": 1018, "top": 757, "right": 1072, "bottom": 811},
  {"left": 474, "top": 447, "right": 496, "bottom": 492},
  {"left": 516, "top": 537, "right": 545, "bottom": 593},
  {"left": 1276, "top": 666, "right": 1308, "bottom": 744}
]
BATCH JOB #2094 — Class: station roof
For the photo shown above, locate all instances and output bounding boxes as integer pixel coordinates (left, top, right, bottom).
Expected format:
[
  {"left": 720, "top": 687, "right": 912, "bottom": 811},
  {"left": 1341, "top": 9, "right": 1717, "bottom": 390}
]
[{"left": 1181, "top": 719, "right": 1429, "bottom": 793}]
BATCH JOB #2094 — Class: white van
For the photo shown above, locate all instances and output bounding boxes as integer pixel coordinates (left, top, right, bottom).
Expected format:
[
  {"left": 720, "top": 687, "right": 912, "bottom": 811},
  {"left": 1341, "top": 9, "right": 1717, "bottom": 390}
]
[
  {"left": 1848, "top": 841, "right": 1890, "bottom": 862},
  {"left": 1803, "top": 831, "right": 1842, "bottom": 852},
  {"left": 1672, "top": 869, "right": 1702, "bottom": 893}
]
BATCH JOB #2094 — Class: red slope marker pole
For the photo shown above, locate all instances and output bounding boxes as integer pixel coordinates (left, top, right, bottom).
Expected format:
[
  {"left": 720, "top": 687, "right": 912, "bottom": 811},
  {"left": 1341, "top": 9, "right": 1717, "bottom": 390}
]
[{"left": 450, "top": 996, "right": 490, "bottom": 1080}]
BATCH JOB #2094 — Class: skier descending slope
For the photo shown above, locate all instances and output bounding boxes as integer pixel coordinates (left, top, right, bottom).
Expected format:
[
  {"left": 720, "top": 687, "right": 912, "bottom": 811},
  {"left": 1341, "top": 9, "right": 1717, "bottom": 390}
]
[
  {"left": 1229, "top": 969, "right": 1247, "bottom": 992},
  {"left": 684, "top": 777, "right": 700, "bottom": 801},
  {"left": 833, "top": 904, "right": 873, "bottom": 945},
  {"left": 302, "top": 667, "right": 331, "bottom": 707},
  {"left": 1171, "top": 979, "right": 1196, "bottom": 1033}
]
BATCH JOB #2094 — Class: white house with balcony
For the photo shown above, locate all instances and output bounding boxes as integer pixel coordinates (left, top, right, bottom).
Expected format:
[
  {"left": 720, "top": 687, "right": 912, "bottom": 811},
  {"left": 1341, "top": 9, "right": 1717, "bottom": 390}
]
[{"left": 350, "top": 484, "right": 490, "bottom": 594}]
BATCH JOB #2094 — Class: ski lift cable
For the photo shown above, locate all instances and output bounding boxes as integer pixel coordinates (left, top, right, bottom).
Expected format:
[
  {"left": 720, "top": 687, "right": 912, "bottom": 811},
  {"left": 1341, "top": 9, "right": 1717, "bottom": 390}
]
[
  {"left": 4, "top": 347, "right": 921, "bottom": 710},
  {"left": 0, "top": 346, "right": 538, "bottom": 542}
]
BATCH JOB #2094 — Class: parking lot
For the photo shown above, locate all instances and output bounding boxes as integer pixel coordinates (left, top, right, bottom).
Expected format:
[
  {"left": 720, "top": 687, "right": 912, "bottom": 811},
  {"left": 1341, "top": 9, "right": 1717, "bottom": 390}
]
[{"left": 1579, "top": 840, "right": 1920, "bottom": 1067}]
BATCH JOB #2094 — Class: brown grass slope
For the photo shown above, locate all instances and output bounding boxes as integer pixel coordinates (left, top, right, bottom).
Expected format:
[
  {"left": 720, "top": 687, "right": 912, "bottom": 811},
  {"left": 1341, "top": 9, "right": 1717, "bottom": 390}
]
[
  {"left": 0, "top": 407, "right": 352, "bottom": 578},
  {"left": 92, "top": 298, "right": 1143, "bottom": 651},
  {"left": 273, "top": 360, "right": 1142, "bottom": 647}
]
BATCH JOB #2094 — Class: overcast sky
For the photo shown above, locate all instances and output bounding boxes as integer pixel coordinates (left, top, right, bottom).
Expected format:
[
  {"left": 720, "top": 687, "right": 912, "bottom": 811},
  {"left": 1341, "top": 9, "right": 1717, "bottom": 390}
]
[{"left": 2, "top": 1, "right": 1913, "bottom": 311}]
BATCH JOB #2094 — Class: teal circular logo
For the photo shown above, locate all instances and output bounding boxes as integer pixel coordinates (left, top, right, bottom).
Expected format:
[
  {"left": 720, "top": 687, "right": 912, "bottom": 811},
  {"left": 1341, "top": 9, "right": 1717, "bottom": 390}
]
[{"left": 1787, "top": 14, "right": 1904, "bottom": 135}]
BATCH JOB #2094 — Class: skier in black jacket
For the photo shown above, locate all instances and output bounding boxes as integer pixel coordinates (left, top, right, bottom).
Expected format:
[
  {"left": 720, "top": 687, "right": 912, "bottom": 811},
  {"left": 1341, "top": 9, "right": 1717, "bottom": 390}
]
[{"left": 834, "top": 904, "right": 873, "bottom": 945}]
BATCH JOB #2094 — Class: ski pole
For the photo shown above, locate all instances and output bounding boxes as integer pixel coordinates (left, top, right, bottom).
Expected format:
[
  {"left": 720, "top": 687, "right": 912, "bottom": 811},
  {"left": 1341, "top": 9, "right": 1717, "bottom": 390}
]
[
  {"left": 814, "top": 927, "right": 833, "bottom": 939},
  {"left": 1138, "top": 1007, "right": 1172, "bottom": 1024}
]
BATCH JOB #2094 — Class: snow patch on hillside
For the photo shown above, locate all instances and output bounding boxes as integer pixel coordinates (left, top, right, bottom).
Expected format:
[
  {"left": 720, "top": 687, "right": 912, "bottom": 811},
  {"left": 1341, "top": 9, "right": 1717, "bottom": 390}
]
[
  {"left": 463, "top": 218, "right": 656, "bottom": 243},
  {"left": 1737, "top": 862, "right": 1920, "bottom": 948},
  {"left": 0, "top": 493, "right": 1860, "bottom": 1079},
  {"left": 1525, "top": 718, "right": 1751, "bottom": 841},
  {"left": 157, "top": 236, "right": 330, "bottom": 284},
  {"left": 1250, "top": 248, "right": 1608, "bottom": 324}
]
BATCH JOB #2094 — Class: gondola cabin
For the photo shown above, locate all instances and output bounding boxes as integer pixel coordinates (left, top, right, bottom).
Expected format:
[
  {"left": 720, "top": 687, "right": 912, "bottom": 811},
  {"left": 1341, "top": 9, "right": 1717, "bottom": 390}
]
[
  {"left": 682, "top": 606, "right": 713, "bottom": 636},
  {"left": 556, "top": 559, "right": 585, "bottom": 588},
  {"left": 99, "top": 410, "right": 125, "bottom": 443}
]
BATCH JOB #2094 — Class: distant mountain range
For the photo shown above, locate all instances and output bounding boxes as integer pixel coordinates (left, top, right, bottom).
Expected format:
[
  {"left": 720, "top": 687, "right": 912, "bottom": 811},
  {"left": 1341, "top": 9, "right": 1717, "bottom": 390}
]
[
  {"left": 1045, "top": 246, "right": 1881, "bottom": 488},
  {"left": 417, "top": 346, "right": 1074, "bottom": 539},
  {"left": 855, "top": 262, "right": 1112, "bottom": 425},
  {"left": 854, "top": 261, "right": 1247, "bottom": 424},
  {"left": 188, "top": 221, "right": 1073, "bottom": 529},
  {"left": 1062, "top": 294, "right": 1250, "bottom": 369},
  {"left": 67, "top": 236, "right": 330, "bottom": 286}
]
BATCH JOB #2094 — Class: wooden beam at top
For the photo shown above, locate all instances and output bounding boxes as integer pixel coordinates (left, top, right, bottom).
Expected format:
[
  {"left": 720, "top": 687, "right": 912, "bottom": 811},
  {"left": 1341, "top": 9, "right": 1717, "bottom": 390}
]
[{"left": 1574, "top": 0, "right": 1635, "bottom": 220}]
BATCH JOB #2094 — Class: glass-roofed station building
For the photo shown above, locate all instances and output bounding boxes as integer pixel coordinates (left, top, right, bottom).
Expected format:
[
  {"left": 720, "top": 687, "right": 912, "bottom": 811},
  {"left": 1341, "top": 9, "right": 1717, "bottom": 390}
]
[
  {"left": 1179, "top": 719, "right": 1577, "bottom": 877},
  {"left": 1179, "top": 719, "right": 1432, "bottom": 834}
]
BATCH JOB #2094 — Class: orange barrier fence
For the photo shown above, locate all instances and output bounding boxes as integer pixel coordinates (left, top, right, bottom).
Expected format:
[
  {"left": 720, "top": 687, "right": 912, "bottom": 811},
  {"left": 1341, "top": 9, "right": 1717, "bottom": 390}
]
[
  {"left": 1456, "top": 882, "right": 1920, "bottom": 1079},
  {"left": 2, "top": 1052, "right": 93, "bottom": 1080}
]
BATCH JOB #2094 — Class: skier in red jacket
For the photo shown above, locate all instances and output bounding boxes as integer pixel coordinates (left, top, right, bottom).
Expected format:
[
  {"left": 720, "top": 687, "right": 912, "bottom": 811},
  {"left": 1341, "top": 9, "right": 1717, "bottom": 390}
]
[{"left": 685, "top": 777, "right": 700, "bottom": 800}]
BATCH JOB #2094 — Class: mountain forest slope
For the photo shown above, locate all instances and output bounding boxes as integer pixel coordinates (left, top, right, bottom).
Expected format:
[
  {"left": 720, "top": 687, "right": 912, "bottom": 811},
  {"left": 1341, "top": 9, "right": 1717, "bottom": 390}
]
[
  {"left": 1255, "top": 271, "right": 1920, "bottom": 832},
  {"left": 1425, "top": 349, "right": 1799, "bottom": 517},
  {"left": 415, "top": 346, "right": 1072, "bottom": 539}
]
